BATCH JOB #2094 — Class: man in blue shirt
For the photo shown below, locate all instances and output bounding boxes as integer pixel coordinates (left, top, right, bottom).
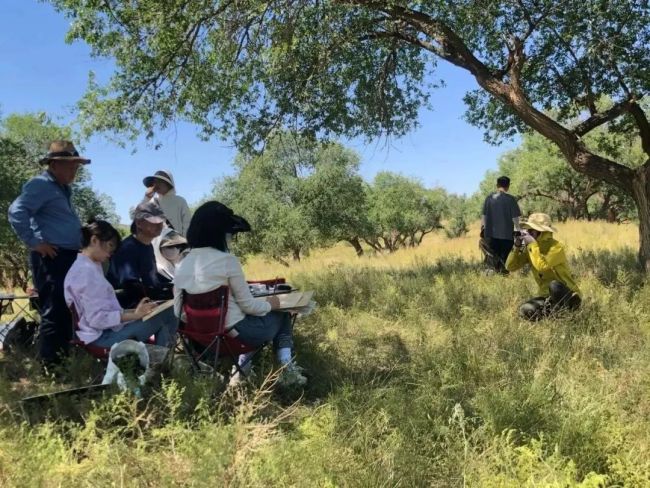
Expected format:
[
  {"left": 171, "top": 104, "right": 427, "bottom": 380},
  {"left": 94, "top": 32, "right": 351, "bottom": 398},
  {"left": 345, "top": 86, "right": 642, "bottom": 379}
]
[
  {"left": 107, "top": 201, "right": 171, "bottom": 308},
  {"left": 8, "top": 141, "right": 89, "bottom": 365}
]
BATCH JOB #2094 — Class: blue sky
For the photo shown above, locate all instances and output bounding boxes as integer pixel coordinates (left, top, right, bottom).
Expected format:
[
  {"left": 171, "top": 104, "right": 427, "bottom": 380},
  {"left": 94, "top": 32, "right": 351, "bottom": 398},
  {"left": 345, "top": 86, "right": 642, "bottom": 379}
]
[{"left": 1, "top": 0, "right": 518, "bottom": 223}]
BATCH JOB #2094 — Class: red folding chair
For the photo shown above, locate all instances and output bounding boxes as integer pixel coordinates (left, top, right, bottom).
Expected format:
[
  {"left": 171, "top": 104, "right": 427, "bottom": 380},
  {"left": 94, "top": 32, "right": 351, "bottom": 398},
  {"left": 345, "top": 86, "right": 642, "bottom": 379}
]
[
  {"left": 69, "top": 304, "right": 156, "bottom": 361},
  {"left": 178, "top": 286, "right": 261, "bottom": 377},
  {"left": 69, "top": 304, "right": 111, "bottom": 360}
]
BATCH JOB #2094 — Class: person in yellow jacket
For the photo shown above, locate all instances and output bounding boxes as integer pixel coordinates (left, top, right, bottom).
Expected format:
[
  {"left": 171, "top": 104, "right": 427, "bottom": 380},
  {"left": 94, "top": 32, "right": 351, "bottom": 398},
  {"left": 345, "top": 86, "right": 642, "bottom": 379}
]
[{"left": 505, "top": 213, "right": 581, "bottom": 320}]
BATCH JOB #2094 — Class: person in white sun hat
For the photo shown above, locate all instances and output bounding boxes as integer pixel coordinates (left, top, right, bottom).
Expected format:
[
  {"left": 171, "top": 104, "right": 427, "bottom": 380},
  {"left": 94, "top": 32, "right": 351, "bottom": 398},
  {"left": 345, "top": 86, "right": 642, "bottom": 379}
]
[
  {"left": 505, "top": 212, "right": 581, "bottom": 321},
  {"left": 142, "top": 170, "right": 192, "bottom": 236}
]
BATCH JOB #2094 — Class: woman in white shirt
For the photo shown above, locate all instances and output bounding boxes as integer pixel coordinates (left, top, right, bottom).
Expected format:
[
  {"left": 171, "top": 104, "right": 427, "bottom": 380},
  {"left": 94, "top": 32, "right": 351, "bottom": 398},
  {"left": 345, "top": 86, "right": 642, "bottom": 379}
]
[{"left": 173, "top": 201, "right": 306, "bottom": 386}]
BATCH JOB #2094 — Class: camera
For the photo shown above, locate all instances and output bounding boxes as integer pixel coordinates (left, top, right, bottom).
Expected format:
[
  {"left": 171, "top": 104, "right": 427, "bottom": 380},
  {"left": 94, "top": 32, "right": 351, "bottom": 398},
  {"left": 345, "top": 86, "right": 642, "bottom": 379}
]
[{"left": 513, "top": 230, "right": 526, "bottom": 250}]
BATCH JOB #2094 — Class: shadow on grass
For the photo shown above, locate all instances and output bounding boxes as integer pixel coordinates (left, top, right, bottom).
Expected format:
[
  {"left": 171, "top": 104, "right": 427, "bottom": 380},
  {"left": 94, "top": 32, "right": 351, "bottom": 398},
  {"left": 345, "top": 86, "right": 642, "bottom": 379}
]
[
  {"left": 0, "top": 346, "right": 110, "bottom": 423},
  {"left": 571, "top": 247, "right": 644, "bottom": 288},
  {"left": 296, "top": 324, "right": 412, "bottom": 400},
  {"left": 2, "top": 248, "right": 645, "bottom": 429}
]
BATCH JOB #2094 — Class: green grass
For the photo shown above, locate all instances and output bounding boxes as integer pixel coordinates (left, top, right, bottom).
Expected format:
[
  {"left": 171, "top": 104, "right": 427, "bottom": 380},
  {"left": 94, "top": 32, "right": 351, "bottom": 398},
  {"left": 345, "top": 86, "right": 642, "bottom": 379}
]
[{"left": 0, "top": 236, "right": 648, "bottom": 486}]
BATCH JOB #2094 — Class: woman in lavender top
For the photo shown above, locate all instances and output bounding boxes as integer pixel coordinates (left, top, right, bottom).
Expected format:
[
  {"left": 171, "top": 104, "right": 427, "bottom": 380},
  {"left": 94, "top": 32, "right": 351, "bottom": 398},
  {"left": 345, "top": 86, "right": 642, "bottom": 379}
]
[{"left": 64, "top": 220, "right": 176, "bottom": 348}]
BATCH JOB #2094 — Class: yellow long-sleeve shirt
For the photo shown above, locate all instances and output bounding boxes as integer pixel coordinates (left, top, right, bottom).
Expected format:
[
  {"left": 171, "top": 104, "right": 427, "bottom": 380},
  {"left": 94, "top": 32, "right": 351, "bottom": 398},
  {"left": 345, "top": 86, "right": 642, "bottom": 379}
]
[{"left": 505, "top": 232, "right": 581, "bottom": 297}]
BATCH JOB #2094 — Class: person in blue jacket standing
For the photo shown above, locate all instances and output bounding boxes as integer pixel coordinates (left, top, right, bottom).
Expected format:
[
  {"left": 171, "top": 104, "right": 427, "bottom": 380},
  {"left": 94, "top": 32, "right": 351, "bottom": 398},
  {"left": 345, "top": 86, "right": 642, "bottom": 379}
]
[{"left": 8, "top": 140, "right": 89, "bottom": 367}]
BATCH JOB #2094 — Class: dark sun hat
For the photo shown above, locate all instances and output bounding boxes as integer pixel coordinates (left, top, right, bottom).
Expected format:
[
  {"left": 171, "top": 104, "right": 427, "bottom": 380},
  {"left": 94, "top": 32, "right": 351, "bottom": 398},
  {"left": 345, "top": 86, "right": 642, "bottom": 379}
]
[
  {"left": 201, "top": 201, "right": 251, "bottom": 234},
  {"left": 39, "top": 140, "right": 90, "bottom": 165},
  {"left": 143, "top": 170, "right": 174, "bottom": 188},
  {"left": 133, "top": 201, "right": 166, "bottom": 224}
]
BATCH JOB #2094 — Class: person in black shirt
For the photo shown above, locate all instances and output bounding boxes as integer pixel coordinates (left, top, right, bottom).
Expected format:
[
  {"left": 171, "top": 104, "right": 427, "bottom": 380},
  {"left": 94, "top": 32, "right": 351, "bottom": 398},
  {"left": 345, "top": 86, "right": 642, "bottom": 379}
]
[
  {"left": 107, "top": 202, "right": 171, "bottom": 307},
  {"left": 480, "top": 176, "right": 522, "bottom": 274}
]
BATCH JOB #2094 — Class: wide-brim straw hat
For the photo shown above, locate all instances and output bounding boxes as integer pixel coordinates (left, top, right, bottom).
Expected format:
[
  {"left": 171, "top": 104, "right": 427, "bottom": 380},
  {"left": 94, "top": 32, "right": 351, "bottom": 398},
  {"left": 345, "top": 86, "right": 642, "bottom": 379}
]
[
  {"left": 520, "top": 212, "right": 557, "bottom": 233},
  {"left": 143, "top": 170, "right": 174, "bottom": 188},
  {"left": 39, "top": 140, "right": 90, "bottom": 165}
]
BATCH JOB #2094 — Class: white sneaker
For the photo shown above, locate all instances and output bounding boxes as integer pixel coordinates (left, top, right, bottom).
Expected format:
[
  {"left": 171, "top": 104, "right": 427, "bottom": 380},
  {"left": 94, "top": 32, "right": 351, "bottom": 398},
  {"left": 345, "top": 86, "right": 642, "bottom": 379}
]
[
  {"left": 278, "top": 363, "right": 307, "bottom": 387},
  {"left": 228, "top": 371, "right": 244, "bottom": 387},
  {"left": 228, "top": 364, "right": 255, "bottom": 387}
]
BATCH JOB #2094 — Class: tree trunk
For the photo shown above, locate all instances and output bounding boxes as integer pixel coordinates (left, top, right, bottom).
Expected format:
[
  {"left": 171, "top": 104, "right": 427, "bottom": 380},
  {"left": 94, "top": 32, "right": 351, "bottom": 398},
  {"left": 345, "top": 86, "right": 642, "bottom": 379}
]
[
  {"left": 631, "top": 167, "right": 650, "bottom": 271},
  {"left": 292, "top": 249, "right": 301, "bottom": 262},
  {"left": 600, "top": 193, "right": 612, "bottom": 221},
  {"left": 362, "top": 238, "right": 382, "bottom": 253},
  {"left": 580, "top": 198, "right": 590, "bottom": 221},
  {"left": 347, "top": 237, "right": 364, "bottom": 257},
  {"left": 567, "top": 201, "right": 576, "bottom": 220},
  {"left": 273, "top": 256, "right": 290, "bottom": 267}
]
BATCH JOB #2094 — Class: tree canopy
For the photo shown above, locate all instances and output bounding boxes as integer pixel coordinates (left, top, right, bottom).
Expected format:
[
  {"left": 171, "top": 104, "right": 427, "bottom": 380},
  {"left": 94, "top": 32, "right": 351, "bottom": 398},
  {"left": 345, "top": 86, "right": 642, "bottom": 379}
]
[
  {"left": 213, "top": 133, "right": 367, "bottom": 262},
  {"left": 49, "top": 0, "right": 650, "bottom": 265},
  {"left": 213, "top": 133, "right": 451, "bottom": 262},
  {"left": 365, "top": 172, "right": 446, "bottom": 252}
]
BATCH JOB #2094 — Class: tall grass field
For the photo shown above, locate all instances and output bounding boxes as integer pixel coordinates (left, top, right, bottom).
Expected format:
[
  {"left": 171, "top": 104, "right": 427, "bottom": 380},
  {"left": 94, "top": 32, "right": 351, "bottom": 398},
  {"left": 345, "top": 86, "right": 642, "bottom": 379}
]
[{"left": 0, "top": 221, "right": 648, "bottom": 487}]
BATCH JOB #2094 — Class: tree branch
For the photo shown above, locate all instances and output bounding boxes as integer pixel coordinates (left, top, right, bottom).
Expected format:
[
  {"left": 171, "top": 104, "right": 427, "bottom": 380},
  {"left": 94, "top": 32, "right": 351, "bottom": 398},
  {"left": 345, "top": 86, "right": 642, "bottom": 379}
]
[
  {"left": 342, "top": 0, "right": 636, "bottom": 190},
  {"left": 360, "top": 30, "right": 444, "bottom": 58},
  {"left": 629, "top": 101, "right": 650, "bottom": 159},
  {"left": 518, "top": 190, "right": 564, "bottom": 203},
  {"left": 508, "top": 37, "right": 526, "bottom": 88},
  {"left": 545, "top": 24, "right": 598, "bottom": 114},
  {"left": 572, "top": 98, "right": 634, "bottom": 136}
]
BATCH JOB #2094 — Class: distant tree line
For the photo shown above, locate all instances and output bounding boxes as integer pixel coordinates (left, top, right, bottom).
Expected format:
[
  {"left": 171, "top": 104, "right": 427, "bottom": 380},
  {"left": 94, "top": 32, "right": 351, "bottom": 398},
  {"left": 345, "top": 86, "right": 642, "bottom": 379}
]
[
  {"left": 472, "top": 123, "right": 643, "bottom": 223},
  {"left": 214, "top": 128, "right": 642, "bottom": 264},
  {"left": 212, "top": 133, "right": 457, "bottom": 264}
]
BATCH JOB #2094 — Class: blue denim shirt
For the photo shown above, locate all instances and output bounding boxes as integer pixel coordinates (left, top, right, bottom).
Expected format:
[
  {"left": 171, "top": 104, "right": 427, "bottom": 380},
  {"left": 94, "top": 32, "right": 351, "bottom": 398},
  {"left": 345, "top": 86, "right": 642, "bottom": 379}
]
[{"left": 8, "top": 171, "right": 82, "bottom": 250}]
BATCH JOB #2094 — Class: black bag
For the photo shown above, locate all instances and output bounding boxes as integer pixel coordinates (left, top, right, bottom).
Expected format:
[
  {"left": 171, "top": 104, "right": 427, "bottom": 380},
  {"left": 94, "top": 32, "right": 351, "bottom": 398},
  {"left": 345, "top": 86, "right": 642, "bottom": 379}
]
[{"left": 0, "top": 316, "right": 38, "bottom": 353}]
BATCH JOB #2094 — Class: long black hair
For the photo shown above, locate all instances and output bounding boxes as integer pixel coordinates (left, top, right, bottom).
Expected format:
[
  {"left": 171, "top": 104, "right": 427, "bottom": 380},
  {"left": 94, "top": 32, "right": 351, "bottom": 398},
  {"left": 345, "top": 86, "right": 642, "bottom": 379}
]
[
  {"left": 186, "top": 201, "right": 244, "bottom": 252},
  {"left": 81, "top": 219, "right": 122, "bottom": 249}
]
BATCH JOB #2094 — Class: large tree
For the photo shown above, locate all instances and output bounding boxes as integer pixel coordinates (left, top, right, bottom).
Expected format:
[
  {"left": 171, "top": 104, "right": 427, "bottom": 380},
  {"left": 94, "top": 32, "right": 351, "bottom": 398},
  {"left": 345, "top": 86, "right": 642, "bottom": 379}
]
[
  {"left": 213, "top": 133, "right": 368, "bottom": 262},
  {"left": 299, "top": 143, "right": 371, "bottom": 256},
  {"left": 365, "top": 172, "right": 446, "bottom": 251},
  {"left": 50, "top": 1, "right": 650, "bottom": 267}
]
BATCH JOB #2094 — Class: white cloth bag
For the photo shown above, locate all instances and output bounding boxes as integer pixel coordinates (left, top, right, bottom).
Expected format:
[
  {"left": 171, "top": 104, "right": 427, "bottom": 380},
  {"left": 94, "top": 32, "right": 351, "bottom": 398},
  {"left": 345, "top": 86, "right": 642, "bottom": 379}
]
[{"left": 102, "top": 339, "right": 150, "bottom": 393}]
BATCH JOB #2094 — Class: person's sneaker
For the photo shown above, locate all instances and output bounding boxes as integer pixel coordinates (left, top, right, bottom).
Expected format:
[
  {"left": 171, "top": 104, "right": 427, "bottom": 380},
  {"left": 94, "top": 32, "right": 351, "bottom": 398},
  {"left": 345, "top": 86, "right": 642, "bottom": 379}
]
[
  {"left": 228, "top": 371, "right": 244, "bottom": 387},
  {"left": 278, "top": 363, "right": 307, "bottom": 387},
  {"left": 228, "top": 363, "right": 256, "bottom": 387},
  {"left": 228, "top": 369, "right": 254, "bottom": 387}
]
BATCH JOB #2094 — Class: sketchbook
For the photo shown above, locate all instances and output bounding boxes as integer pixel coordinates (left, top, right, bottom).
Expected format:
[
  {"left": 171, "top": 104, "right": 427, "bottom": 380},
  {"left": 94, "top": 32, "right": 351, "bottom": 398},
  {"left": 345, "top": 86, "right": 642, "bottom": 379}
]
[
  {"left": 142, "top": 299, "right": 174, "bottom": 321},
  {"left": 257, "top": 290, "right": 314, "bottom": 310}
]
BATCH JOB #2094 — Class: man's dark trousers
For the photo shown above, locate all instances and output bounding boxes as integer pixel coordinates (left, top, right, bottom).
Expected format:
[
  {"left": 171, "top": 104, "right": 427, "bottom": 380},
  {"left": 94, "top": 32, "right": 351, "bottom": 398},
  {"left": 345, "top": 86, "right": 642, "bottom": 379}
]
[
  {"left": 30, "top": 249, "right": 78, "bottom": 364},
  {"left": 487, "top": 238, "right": 513, "bottom": 273}
]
